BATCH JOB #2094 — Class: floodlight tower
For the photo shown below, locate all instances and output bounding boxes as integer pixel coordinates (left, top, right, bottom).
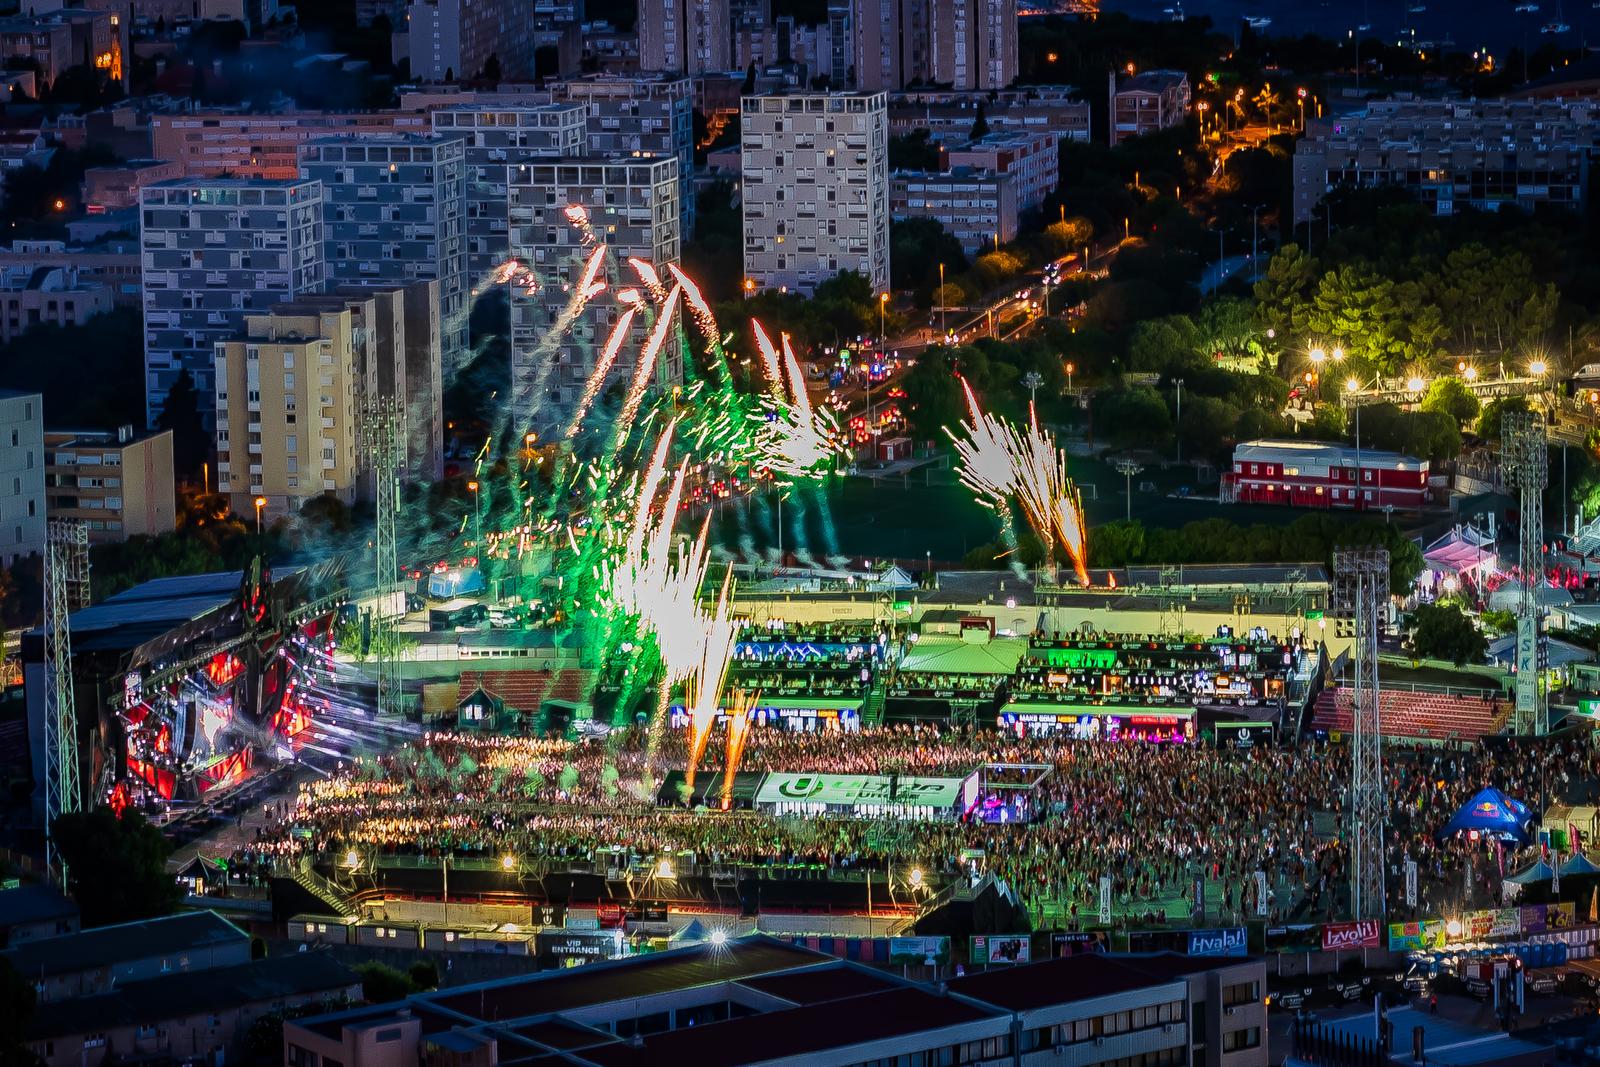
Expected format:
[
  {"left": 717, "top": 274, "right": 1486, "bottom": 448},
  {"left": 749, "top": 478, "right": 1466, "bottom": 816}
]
[
  {"left": 43, "top": 518, "right": 87, "bottom": 879},
  {"left": 1333, "top": 546, "right": 1388, "bottom": 921},
  {"left": 1501, "top": 411, "right": 1548, "bottom": 735},
  {"left": 360, "top": 395, "right": 402, "bottom": 718}
]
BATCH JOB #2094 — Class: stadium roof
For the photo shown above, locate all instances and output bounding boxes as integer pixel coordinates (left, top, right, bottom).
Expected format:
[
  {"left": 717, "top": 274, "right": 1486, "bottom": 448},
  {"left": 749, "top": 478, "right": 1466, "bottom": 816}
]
[
  {"left": 901, "top": 635, "right": 1029, "bottom": 675},
  {"left": 2, "top": 910, "right": 246, "bottom": 979}
]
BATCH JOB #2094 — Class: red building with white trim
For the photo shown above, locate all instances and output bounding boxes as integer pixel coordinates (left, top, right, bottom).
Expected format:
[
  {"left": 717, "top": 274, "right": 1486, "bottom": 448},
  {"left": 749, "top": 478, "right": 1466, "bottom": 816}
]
[{"left": 1223, "top": 439, "right": 1430, "bottom": 511}]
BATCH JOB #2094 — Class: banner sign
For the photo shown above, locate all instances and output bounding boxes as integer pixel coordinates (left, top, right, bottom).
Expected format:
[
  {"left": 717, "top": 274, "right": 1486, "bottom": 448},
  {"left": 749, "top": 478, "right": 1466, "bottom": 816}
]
[
  {"left": 1387, "top": 920, "right": 1447, "bottom": 951},
  {"left": 889, "top": 936, "right": 950, "bottom": 964},
  {"left": 535, "top": 930, "right": 624, "bottom": 961},
  {"left": 1521, "top": 905, "right": 1547, "bottom": 935},
  {"left": 756, "top": 772, "right": 966, "bottom": 808},
  {"left": 970, "top": 934, "right": 1031, "bottom": 965},
  {"left": 1187, "top": 927, "right": 1248, "bottom": 957},
  {"left": 1321, "top": 920, "right": 1382, "bottom": 952},
  {"left": 1264, "top": 924, "right": 1322, "bottom": 953},
  {"left": 1052, "top": 932, "right": 1108, "bottom": 957},
  {"left": 1405, "top": 860, "right": 1418, "bottom": 908},
  {"left": 1099, "top": 876, "right": 1112, "bottom": 924},
  {"left": 1255, "top": 871, "right": 1269, "bottom": 917}
]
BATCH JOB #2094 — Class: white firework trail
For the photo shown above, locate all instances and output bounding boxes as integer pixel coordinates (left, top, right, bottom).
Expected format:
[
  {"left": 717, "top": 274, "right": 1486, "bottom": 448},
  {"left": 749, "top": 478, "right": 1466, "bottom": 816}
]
[
  {"left": 946, "top": 383, "right": 1090, "bottom": 585},
  {"left": 749, "top": 329, "right": 845, "bottom": 480},
  {"left": 515, "top": 244, "right": 609, "bottom": 414},
  {"left": 563, "top": 306, "right": 638, "bottom": 441},
  {"left": 750, "top": 320, "right": 784, "bottom": 392},
  {"left": 613, "top": 284, "right": 682, "bottom": 446},
  {"left": 683, "top": 567, "right": 739, "bottom": 791}
]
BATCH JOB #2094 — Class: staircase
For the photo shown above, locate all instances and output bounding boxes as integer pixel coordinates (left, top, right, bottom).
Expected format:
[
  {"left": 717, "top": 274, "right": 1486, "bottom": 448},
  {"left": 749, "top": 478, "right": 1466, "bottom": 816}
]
[
  {"left": 292, "top": 856, "right": 357, "bottom": 917},
  {"left": 861, "top": 680, "right": 888, "bottom": 726}
]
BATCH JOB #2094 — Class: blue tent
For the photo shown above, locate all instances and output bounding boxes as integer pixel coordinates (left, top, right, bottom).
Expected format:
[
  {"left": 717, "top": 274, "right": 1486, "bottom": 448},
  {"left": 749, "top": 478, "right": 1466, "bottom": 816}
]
[
  {"left": 1506, "top": 859, "right": 1555, "bottom": 885},
  {"left": 1436, "top": 787, "right": 1535, "bottom": 844},
  {"left": 1559, "top": 852, "right": 1600, "bottom": 877}
]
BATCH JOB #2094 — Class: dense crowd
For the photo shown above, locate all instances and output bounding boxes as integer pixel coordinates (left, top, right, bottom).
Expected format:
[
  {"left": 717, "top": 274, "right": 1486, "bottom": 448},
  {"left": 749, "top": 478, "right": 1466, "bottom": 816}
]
[{"left": 235, "top": 721, "right": 1600, "bottom": 925}]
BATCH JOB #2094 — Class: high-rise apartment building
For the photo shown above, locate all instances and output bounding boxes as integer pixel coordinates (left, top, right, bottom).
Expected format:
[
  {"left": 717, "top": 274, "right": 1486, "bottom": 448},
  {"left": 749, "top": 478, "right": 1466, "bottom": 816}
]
[
  {"left": 850, "top": 0, "right": 926, "bottom": 91},
  {"left": 405, "top": 0, "right": 533, "bottom": 83},
  {"left": 741, "top": 91, "right": 890, "bottom": 295},
  {"left": 213, "top": 304, "right": 359, "bottom": 519},
  {"left": 290, "top": 282, "right": 446, "bottom": 483},
  {"left": 140, "top": 179, "right": 325, "bottom": 429},
  {"left": 638, "top": 0, "right": 731, "bottom": 75},
  {"left": 731, "top": 0, "right": 771, "bottom": 70},
  {"left": 551, "top": 75, "right": 697, "bottom": 237},
  {"left": 507, "top": 155, "right": 681, "bottom": 432},
  {"left": 929, "top": 0, "right": 1016, "bottom": 91},
  {"left": 430, "top": 103, "right": 587, "bottom": 279},
  {"left": 43, "top": 427, "right": 175, "bottom": 544},
  {"left": 298, "top": 135, "right": 470, "bottom": 375},
  {"left": 0, "top": 390, "right": 44, "bottom": 566}
]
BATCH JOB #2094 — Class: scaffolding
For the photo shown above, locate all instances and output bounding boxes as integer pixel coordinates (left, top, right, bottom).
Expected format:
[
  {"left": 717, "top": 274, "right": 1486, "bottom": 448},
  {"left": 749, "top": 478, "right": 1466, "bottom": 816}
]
[
  {"left": 360, "top": 395, "right": 402, "bottom": 718},
  {"left": 43, "top": 518, "right": 87, "bottom": 878},
  {"left": 1334, "top": 546, "right": 1388, "bottom": 921},
  {"left": 1501, "top": 410, "right": 1548, "bottom": 735}
]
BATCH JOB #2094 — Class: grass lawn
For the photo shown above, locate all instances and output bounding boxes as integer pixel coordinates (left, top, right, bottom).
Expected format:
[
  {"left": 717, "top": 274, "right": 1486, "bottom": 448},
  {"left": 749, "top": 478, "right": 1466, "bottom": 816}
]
[{"left": 707, "top": 458, "right": 1326, "bottom": 566}]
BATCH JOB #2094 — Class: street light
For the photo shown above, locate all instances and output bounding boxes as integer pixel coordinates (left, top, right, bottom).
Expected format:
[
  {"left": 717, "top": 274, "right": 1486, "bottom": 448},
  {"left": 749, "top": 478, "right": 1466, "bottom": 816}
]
[
  {"left": 938, "top": 262, "right": 947, "bottom": 341},
  {"left": 253, "top": 495, "right": 266, "bottom": 535},
  {"left": 1174, "top": 379, "right": 1185, "bottom": 464},
  {"left": 1114, "top": 460, "right": 1144, "bottom": 522},
  {"left": 1406, "top": 376, "right": 1426, "bottom": 394},
  {"left": 1530, "top": 359, "right": 1548, "bottom": 376},
  {"left": 878, "top": 291, "right": 889, "bottom": 343},
  {"left": 1065, "top": 361, "right": 1076, "bottom": 395},
  {"left": 467, "top": 479, "right": 482, "bottom": 551},
  {"left": 743, "top": 278, "right": 755, "bottom": 299},
  {"left": 1023, "top": 370, "right": 1044, "bottom": 409}
]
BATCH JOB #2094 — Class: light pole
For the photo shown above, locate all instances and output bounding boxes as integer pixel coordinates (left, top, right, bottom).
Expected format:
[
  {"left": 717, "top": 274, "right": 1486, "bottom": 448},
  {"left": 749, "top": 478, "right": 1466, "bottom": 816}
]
[
  {"left": 1024, "top": 370, "right": 1044, "bottom": 410},
  {"left": 1115, "top": 461, "right": 1144, "bottom": 522},
  {"left": 1346, "top": 378, "right": 1362, "bottom": 507},
  {"left": 743, "top": 278, "right": 755, "bottom": 300},
  {"left": 938, "top": 262, "right": 947, "bottom": 341},
  {"left": 1174, "top": 379, "right": 1185, "bottom": 464},
  {"left": 253, "top": 496, "right": 266, "bottom": 536},
  {"left": 467, "top": 480, "right": 482, "bottom": 553},
  {"left": 878, "top": 291, "right": 889, "bottom": 345},
  {"left": 1250, "top": 205, "right": 1262, "bottom": 270},
  {"left": 1309, "top": 346, "right": 1326, "bottom": 401},
  {"left": 1065, "top": 362, "right": 1076, "bottom": 396}
]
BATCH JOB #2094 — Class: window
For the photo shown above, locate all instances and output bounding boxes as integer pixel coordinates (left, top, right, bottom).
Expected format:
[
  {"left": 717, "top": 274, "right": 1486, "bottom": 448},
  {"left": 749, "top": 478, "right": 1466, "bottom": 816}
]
[
  {"left": 1222, "top": 1027, "right": 1262, "bottom": 1052},
  {"left": 1222, "top": 980, "right": 1260, "bottom": 1007}
]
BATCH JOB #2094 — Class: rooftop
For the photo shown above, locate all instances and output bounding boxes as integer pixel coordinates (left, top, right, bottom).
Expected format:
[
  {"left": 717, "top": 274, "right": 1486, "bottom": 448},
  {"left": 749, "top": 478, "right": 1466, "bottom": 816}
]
[
  {"left": 423, "top": 937, "right": 830, "bottom": 1023},
  {"left": 27, "top": 953, "right": 359, "bottom": 1039},
  {"left": 2, "top": 910, "right": 245, "bottom": 980},
  {"left": 577, "top": 986, "right": 1006, "bottom": 1067},
  {"left": 0, "top": 883, "right": 77, "bottom": 929},
  {"left": 949, "top": 952, "right": 1187, "bottom": 1012}
]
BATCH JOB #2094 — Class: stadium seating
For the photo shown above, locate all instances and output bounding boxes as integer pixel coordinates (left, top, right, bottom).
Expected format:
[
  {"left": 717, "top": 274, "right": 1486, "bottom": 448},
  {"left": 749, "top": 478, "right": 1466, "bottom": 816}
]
[
  {"left": 1309, "top": 687, "right": 1501, "bottom": 740},
  {"left": 458, "top": 669, "right": 555, "bottom": 713}
]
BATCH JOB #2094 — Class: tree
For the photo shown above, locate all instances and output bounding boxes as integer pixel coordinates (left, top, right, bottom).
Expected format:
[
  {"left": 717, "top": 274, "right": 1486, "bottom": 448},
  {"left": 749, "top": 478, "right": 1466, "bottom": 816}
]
[
  {"left": 1421, "top": 377, "right": 1481, "bottom": 426},
  {"left": 1407, "top": 602, "right": 1488, "bottom": 666},
  {"left": 355, "top": 962, "right": 413, "bottom": 1003},
  {"left": 1253, "top": 245, "right": 1320, "bottom": 340},
  {"left": 156, "top": 368, "right": 209, "bottom": 487},
  {"left": 1091, "top": 386, "right": 1170, "bottom": 449},
  {"left": 482, "top": 53, "right": 502, "bottom": 82},
  {"left": 51, "top": 808, "right": 182, "bottom": 927},
  {"left": 1476, "top": 396, "right": 1530, "bottom": 440},
  {"left": 971, "top": 102, "right": 990, "bottom": 140}
]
